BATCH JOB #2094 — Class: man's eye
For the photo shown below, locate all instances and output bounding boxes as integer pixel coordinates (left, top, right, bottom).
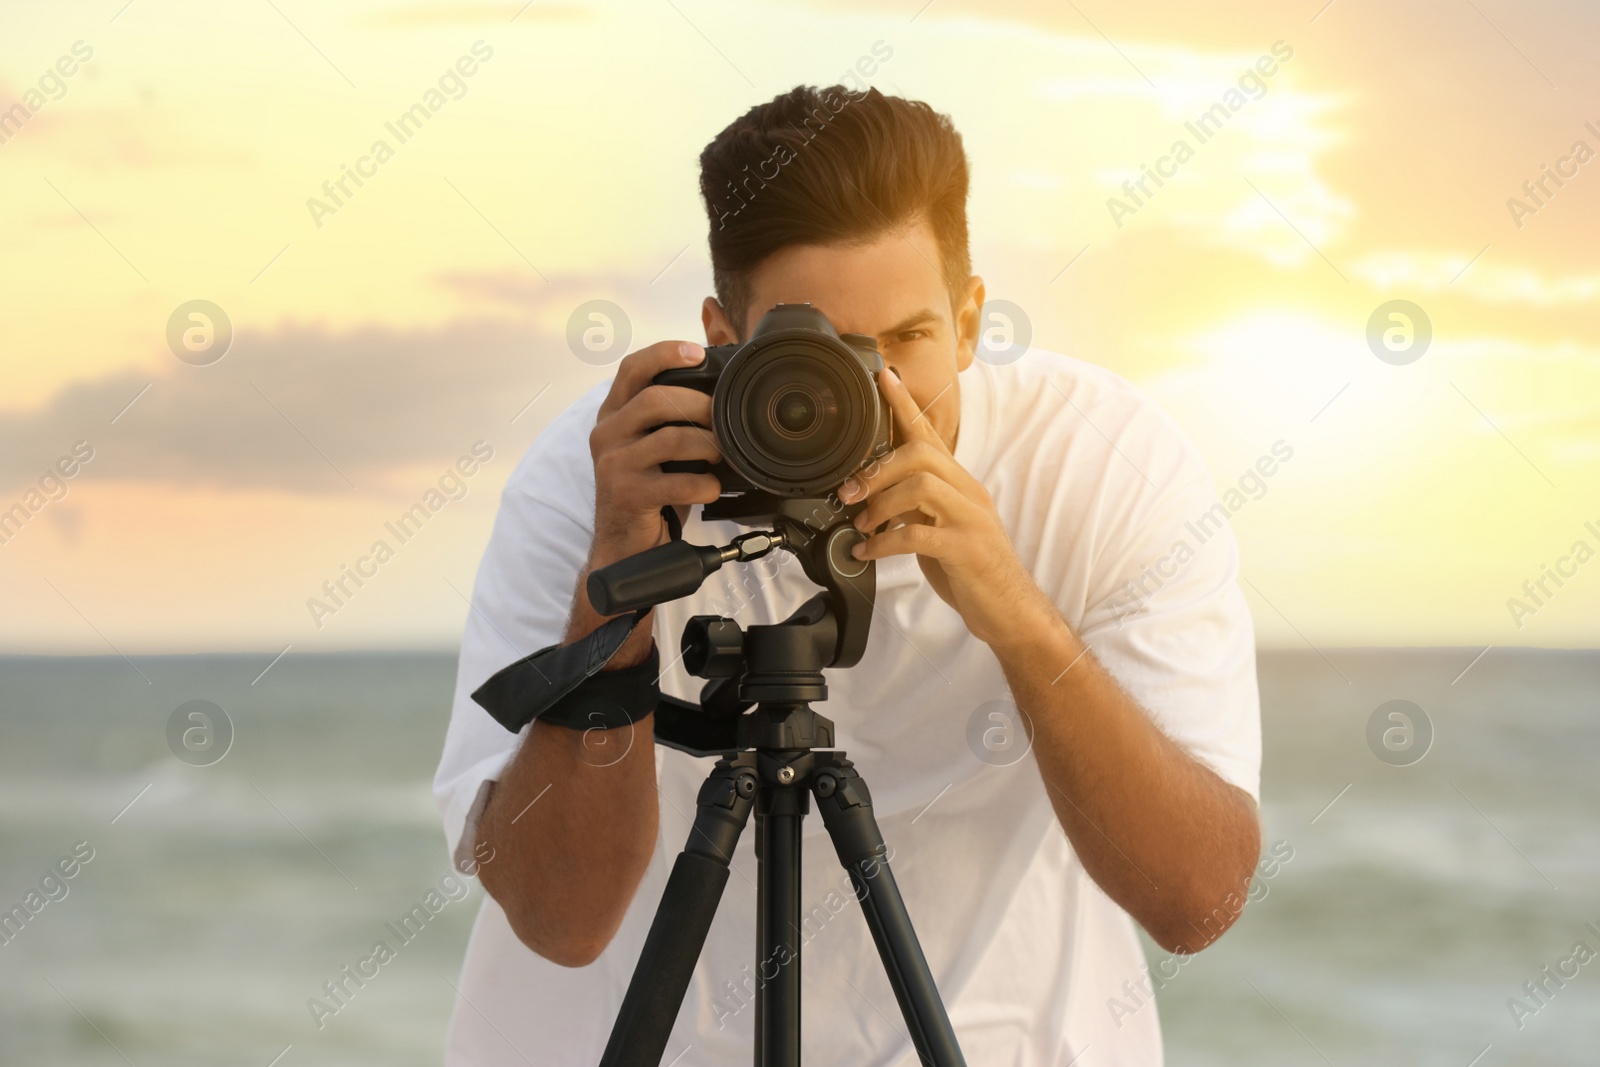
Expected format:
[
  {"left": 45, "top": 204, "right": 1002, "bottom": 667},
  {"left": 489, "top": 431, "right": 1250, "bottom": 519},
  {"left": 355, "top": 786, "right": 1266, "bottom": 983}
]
[{"left": 895, "top": 330, "right": 928, "bottom": 343}]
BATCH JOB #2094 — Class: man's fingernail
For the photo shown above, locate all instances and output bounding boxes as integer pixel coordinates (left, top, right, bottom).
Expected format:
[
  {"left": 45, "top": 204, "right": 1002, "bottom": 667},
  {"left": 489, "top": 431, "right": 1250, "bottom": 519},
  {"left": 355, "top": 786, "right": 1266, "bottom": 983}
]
[
  {"left": 889, "top": 366, "right": 902, "bottom": 381},
  {"left": 840, "top": 478, "right": 859, "bottom": 500},
  {"left": 681, "top": 343, "right": 704, "bottom": 362}
]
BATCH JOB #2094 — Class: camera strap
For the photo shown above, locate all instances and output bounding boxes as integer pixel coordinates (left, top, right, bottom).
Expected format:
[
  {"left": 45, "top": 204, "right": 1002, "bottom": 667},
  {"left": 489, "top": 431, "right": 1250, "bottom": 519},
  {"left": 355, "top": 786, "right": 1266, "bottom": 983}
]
[{"left": 469, "top": 505, "right": 682, "bottom": 735}]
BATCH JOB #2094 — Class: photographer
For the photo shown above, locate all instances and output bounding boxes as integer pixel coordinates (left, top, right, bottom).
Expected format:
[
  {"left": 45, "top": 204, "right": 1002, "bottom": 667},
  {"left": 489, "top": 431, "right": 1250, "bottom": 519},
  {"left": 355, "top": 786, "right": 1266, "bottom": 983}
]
[{"left": 435, "top": 85, "right": 1260, "bottom": 1065}]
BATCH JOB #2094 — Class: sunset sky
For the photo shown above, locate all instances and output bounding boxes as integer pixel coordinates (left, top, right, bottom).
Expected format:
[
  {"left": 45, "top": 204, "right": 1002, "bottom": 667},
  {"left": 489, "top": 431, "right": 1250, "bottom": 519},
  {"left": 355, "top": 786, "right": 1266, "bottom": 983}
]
[{"left": 2, "top": 0, "right": 1597, "bottom": 655}]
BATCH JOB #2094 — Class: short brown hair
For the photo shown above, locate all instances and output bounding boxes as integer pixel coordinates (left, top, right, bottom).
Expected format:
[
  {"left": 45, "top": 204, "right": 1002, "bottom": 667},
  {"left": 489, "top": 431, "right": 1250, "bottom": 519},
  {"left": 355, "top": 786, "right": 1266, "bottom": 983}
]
[{"left": 699, "top": 85, "right": 971, "bottom": 338}]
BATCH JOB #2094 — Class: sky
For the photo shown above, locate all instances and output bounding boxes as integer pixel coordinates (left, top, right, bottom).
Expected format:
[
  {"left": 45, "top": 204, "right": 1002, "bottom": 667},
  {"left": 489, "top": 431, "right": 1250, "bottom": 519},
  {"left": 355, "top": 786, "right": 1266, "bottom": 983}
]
[{"left": 1, "top": 0, "right": 1597, "bottom": 654}]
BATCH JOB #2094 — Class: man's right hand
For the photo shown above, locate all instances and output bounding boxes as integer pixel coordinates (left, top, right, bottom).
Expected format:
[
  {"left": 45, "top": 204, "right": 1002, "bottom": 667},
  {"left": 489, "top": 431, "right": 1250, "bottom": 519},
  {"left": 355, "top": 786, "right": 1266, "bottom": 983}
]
[
  {"left": 587, "top": 340, "right": 723, "bottom": 574},
  {"left": 562, "top": 340, "right": 724, "bottom": 667}
]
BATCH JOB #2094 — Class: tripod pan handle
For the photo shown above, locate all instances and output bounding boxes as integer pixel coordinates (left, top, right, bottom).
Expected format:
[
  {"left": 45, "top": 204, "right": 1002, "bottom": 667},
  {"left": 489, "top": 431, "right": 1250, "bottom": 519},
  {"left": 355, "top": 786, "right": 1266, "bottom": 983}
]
[{"left": 588, "top": 540, "right": 724, "bottom": 616}]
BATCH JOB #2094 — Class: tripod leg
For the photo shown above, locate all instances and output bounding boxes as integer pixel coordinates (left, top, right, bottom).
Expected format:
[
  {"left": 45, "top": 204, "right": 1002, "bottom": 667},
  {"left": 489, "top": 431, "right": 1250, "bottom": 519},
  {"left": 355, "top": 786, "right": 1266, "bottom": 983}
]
[
  {"left": 754, "top": 775, "right": 806, "bottom": 1067},
  {"left": 812, "top": 757, "right": 967, "bottom": 1067},
  {"left": 600, "top": 755, "right": 758, "bottom": 1067}
]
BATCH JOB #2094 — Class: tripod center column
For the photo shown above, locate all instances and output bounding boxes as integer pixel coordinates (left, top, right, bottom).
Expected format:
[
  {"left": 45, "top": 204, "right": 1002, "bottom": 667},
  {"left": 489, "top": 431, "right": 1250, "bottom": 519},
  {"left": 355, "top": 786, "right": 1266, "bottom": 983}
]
[{"left": 753, "top": 752, "right": 810, "bottom": 1067}]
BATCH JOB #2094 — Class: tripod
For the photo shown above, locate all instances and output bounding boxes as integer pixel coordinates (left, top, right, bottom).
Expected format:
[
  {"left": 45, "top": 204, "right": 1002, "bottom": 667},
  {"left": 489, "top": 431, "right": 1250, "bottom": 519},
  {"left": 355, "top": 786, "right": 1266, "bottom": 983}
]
[{"left": 586, "top": 498, "right": 968, "bottom": 1067}]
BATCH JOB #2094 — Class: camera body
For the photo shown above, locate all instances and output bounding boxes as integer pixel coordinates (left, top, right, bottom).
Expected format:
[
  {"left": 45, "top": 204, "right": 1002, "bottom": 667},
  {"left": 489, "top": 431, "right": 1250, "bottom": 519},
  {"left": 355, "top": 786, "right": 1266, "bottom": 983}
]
[{"left": 654, "top": 303, "right": 895, "bottom": 500}]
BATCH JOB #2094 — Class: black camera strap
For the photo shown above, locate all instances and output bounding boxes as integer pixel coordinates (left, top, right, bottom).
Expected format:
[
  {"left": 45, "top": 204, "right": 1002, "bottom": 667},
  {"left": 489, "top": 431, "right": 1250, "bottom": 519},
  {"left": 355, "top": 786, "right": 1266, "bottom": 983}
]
[{"left": 470, "top": 506, "right": 683, "bottom": 734}]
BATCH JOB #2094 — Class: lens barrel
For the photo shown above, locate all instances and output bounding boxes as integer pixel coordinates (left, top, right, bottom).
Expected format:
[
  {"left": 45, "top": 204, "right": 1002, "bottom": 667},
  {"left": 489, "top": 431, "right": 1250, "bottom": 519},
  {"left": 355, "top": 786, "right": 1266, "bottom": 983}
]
[{"left": 713, "top": 307, "right": 887, "bottom": 497}]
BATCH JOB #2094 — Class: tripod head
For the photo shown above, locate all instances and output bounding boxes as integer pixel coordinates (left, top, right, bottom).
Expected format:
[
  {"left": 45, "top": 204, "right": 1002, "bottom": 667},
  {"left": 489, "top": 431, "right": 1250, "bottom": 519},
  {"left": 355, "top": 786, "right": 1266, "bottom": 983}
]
[{"left": 586, "top": 491, "right": 877, "bottom": 757}]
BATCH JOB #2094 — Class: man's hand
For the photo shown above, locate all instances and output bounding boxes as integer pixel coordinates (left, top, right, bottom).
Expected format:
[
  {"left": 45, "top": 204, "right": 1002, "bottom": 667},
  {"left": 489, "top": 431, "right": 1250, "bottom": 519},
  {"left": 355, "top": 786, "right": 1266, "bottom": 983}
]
[
  {"left": 574, "top": 340, "right": 723, "bottom": 670},
  {"left": 589, "top": 340, "right": 723, "bottom": 570},
  {"left": 839, "top": 367, "right": 1054, "bottom": 650}
]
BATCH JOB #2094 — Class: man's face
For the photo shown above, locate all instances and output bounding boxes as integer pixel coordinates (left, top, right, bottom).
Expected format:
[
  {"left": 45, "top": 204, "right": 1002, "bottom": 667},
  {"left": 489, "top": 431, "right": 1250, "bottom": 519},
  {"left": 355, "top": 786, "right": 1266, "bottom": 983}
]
[{"left": 701, "top": 219, "right": 984, "bottom": 453}]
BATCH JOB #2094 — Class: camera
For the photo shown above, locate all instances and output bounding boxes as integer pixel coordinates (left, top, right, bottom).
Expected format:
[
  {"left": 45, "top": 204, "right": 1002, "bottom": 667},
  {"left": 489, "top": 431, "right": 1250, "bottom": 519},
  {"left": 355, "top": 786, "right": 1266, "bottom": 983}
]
[{"left": 654, "top": 303, "right": 895, "bottom": 499}]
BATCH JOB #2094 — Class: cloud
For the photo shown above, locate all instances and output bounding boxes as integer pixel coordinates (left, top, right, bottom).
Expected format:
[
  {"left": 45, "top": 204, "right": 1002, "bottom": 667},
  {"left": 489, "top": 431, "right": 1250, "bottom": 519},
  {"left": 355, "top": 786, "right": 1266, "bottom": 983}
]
[
  {"left": 1351, "top": 252, "right": 1600, "bottom": 306},
  {"left": 0, "top": 259, "right": 718, "bottom": 498},
  {"left": 438, "top": 270, "right": 547, "bottom": 307},
  {"left": 0, "top": 318, "right": 576, "bottom": 496},
  {"left": 0, "top": 76, "right": 253, "bottom": 173},
  {"left": 26, "top": 108, "right": 253, "bottom": 172}
]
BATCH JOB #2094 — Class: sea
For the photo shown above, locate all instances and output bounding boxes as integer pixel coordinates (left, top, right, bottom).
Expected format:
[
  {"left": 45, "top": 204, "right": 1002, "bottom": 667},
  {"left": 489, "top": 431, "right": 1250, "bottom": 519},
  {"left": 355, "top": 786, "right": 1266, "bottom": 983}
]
[{"left": 0, "top": 648, "right": 1595, "bottom": 1065}]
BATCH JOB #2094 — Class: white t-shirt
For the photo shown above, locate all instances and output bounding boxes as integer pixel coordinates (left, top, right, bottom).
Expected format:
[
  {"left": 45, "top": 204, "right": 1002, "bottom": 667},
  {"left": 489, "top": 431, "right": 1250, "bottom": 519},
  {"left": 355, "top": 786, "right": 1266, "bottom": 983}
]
[{"left": 434, "top": 348, "right": 1261, "bottom": 1066}]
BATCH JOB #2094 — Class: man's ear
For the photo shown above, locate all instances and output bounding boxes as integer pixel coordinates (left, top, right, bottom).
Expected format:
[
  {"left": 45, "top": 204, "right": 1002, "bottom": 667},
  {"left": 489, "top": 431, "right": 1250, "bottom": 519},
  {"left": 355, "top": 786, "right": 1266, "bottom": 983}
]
[
  {"left": 952, "top": 275, "right": 985, "bottom": 373},
  {"left": 702, "top": 296, "right": 740, "bottom": 346}
]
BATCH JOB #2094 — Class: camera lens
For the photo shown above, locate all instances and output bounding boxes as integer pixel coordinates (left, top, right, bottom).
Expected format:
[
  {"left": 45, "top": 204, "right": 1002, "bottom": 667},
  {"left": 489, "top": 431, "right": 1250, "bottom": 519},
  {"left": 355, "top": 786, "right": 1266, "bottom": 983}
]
[
  {"left": 713, "top": 323, "right": 884, "bottom": 496},
  {"left": 744, "top": 358, "right": 847, "bottom": 465},
  {"left": 772, "top": 388, "right": 820, "bottom": 437}
]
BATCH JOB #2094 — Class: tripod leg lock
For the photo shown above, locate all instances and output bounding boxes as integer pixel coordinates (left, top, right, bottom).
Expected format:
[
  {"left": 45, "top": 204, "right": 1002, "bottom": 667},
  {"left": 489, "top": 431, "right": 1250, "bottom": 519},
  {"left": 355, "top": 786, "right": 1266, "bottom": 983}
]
[
  {"left": 811, "top": 758, "right": 891, "bottom": 880},
  {"left": 687, "top": 756, "right": 759, "bottom": 864},
  {"left": 813, "top": 767, "right": 869, "bottom": 806}
]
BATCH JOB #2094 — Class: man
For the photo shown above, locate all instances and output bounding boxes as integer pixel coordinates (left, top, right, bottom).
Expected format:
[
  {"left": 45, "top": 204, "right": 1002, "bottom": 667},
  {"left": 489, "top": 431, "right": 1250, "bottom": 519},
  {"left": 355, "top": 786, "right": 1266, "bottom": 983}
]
[{"left": 435, "top": 85, "right": 1261, "bottom": 1065}]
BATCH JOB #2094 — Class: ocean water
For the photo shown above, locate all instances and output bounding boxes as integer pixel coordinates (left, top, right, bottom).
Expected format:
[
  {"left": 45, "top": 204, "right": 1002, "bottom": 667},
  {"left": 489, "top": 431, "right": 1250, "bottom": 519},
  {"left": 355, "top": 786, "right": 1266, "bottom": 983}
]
[{"left": 0, "top": 648, "right": 1595, "bottom": 1065}]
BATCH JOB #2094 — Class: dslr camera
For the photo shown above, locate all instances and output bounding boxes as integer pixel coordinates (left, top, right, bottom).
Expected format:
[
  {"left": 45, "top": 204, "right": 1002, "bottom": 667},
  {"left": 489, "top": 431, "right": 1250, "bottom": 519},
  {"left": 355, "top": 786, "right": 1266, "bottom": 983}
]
[{"left": 654, "top": 303, "right": 895, "bottom": 501}]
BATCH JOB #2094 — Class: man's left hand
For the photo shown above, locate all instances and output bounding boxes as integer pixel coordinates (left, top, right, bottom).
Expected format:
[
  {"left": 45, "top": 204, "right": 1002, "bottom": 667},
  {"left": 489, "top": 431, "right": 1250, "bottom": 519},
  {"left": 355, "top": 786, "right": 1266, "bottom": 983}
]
[{"left": 839, "top": 367, "right": 1053, "bottom": 650}]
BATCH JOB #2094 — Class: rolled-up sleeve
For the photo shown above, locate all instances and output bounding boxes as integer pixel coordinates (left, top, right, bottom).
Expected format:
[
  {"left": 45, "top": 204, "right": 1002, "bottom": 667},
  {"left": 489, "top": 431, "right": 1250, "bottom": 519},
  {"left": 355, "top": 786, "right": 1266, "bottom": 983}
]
[
  {"left": 1076, "top": 427, "right": 1263, "bottom": 804},
  {"left": 433, "top": 382, "right": 607, "bottom": 867}
]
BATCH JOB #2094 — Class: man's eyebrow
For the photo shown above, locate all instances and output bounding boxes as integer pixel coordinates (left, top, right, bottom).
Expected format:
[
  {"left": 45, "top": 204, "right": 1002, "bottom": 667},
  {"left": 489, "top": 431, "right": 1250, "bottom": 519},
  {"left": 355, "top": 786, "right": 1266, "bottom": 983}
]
[{"left": 878, "top": 308, "right": 941, "bottom": 336}]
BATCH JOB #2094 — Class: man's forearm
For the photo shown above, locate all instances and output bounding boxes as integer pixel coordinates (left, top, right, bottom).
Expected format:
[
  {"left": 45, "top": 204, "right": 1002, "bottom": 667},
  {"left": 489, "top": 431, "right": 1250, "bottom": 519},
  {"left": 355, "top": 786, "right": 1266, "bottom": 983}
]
[
  {"left": 989, "top": 611, "right": 1260, "bottom": 954},
  {"left": 830, "top": 365, "right": 1258, "bottom": 951},
  {"left": 475, "top": 555, "right": 661, "bottom": 967},
  {"left": 472, "top": 336, "right": 715, "bottom": 966},
  {"left": 478, "top": 715, "right": 658, "bottom": 966}
]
